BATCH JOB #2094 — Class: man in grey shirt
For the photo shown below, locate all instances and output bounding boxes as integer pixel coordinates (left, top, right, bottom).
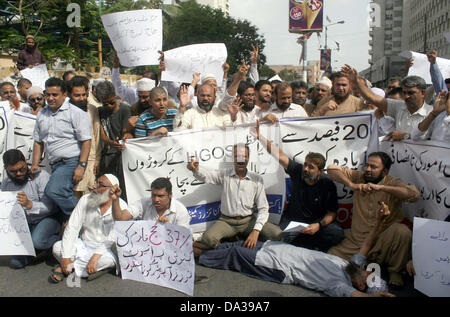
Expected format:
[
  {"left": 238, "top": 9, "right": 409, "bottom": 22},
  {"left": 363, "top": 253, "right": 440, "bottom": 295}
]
[
  {"left": 2, "top": 149, "right": 59, "bottom": 269},
  {"left": 198, "top": 202, "right": 394, "bottom": 297},
  {"left": 31, "top": 77, "right": 91, "bottom": 221}
]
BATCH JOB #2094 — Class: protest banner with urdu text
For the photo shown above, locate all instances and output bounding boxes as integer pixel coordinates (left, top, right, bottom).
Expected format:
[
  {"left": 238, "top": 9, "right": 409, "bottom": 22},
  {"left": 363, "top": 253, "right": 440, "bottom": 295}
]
[
  {"left": 102, "top": 9, "right": 162, "bottom": 66},
  {"left": 161, "top": 43, "right": 228, "bottom": 86},
  {"left": 114, "top": 220, "right": 194, "bottom": 296},
  {"left": 0, "top": 191, "right": 35, "bottom": 256}
]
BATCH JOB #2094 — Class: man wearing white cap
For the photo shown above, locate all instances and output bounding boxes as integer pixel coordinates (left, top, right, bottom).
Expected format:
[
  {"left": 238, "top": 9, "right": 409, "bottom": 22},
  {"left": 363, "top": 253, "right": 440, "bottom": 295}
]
[
  {"left": 50, "top": 174, "right": 128, "bottom": 283},
  {"left": 88, "top": 78, "right": 105, "bottom": 108},
  {"left": 27, "top": 85, "right": 45, "bottom": 115},
  {"left": 304, "top": 77, "right": 332, "bottom": 116}
]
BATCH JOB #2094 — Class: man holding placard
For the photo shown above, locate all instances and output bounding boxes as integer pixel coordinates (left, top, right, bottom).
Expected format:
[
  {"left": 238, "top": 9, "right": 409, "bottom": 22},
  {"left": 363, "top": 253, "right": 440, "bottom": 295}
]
[
  {"left": 1, "top": 149, "right": 59, "bottom": 269},
  {"left": 17, "top": 35, "right": 46, "bottom": 71}
]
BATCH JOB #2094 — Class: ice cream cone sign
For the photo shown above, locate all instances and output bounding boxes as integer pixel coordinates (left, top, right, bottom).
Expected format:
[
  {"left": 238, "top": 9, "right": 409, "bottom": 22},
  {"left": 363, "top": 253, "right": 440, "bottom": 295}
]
[
  {"left": 290, "top": 0, "right": 306, "bottom": 21},
  {"left": 306, "top": 0, "right": 323, "bottom": 29}
]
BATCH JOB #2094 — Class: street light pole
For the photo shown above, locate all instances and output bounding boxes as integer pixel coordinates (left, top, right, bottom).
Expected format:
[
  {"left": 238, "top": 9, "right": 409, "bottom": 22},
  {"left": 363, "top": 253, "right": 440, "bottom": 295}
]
[{"left": 324, "top": 20, "right": 344, "bottom": 49}]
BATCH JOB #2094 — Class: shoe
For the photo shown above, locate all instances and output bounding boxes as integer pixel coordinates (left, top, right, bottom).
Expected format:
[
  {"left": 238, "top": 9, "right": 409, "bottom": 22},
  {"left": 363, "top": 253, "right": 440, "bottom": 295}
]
[
  {"left": 48, "top": 267, "right": 65, "bottom": 284},
  {"left": 9, "top": 256, "right": 31, "bottom": 269}
]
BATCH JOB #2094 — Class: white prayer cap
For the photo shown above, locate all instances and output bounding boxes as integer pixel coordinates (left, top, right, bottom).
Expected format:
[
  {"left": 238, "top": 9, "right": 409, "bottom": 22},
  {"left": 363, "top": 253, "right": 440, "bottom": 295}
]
[
  {"left": 26, "top": 86, "right": 43, "bottom": 99},
  {"left": 201, "top": 73, "right": 217, "bottom": 84},
  {"left": 316, "top": 77, "right": 332, "bottom": 89},
  {"left": 103, "top": 174, "right": 120, "bottom": 187},
  {"left": 136, "top": 78, "right": 155, "bottom": 92},
  {"left": 92, "top": 78, "right": 106, "bottom": 87},
  {"left": 371, "top": 87, "right": 385, "bottom": 98}
]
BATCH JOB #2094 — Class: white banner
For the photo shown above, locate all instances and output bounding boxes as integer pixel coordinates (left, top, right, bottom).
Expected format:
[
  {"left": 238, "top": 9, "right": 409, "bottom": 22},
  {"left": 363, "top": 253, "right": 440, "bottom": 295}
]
[
  {"left": 114, "top": 220, "right": 194, "bottom": 296},
  {"left": 380, "top": 140, "right": 450, "bottom": 221},
  {"left": 0, "top": 191, "right": 35, "bottom": 256},
  {"left": 0, "top": 105, "right": 16, "bottom": 182},
  {"left": 399, "top": 51, "right": 450, "bottom": 85},
  {"left": 161, "top": 43, "right": 228, "bottom": 86},
  {"left": 122, "top": 125, "right": 285, "bottom": 233},
  {"left": 413, "top": 217, "right": 450, "bottom": 297},
  {"left": 101, "top": 9, "right": 163, "bottom": 66},
  {"left": 19, "top": 64, "right": 50, "bottom": 89}
]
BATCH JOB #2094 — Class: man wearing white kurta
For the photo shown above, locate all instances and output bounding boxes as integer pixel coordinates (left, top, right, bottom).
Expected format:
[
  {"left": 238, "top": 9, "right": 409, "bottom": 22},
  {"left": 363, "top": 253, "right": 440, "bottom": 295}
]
[{"left": 51, "top": 174, "right": 127, "bottom": 280}]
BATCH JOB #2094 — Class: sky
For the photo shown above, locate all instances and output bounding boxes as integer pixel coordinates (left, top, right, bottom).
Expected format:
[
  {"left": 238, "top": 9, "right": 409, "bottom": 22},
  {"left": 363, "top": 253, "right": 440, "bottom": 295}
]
[{"left": 228, "top": 0, "right": 372, "bottom": 72}]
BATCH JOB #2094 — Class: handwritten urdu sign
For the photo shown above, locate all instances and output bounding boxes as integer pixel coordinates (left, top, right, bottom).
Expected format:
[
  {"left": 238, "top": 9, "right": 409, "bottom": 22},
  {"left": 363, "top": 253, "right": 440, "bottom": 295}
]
[
  {"left": 114, "top": 220, "right": 194, "bottom": 296},
  {"left": 161, "top": 43, "right": 228, "bottom": 86},
  {"left": 413, "top": 217, "right": 450, "bottom": 297},
  {"left": 101, "top": 9, "right": 162, "bottom": 66},
  {"left": 0, "top": 191, "right": 35, "bottom": 256}
]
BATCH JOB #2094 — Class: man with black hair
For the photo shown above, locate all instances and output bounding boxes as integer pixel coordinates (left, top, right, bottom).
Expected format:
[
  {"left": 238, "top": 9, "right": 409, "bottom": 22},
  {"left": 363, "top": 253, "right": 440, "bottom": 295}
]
[
  {"left": 67, "top": 76, "right": 101, "bottom": 197},
  {"left": 267, "top": 82, "right": 308, "bottom": 119},
  {"left": 197, "top": 200, "right": 394, "bottom": 297},
  {"left": 1, "top": 149, "right": 59, "bottom": 269},
  {"left": 17, "top": 35, "right": 45, "bottom": 70},
  {"left": 254, "top": 80, "right": 272, "bottom": 112},
  {"left": 290, "top": 80, "right": 308, "bottom": 106},
  {"left": 31, "top": 77, "right": 92, "bottom": 220},
  {"left": 17, "top": 78, "right": 32, "bottom": 103},
  {"left": 109, "top": 177, "right": 191, "bottom": 230},
  {"left": 326, "top": 151, "right": 420, "bottom": 288},
  {"left": 62, "top": 70, "right": 76, "bottom": 82}
]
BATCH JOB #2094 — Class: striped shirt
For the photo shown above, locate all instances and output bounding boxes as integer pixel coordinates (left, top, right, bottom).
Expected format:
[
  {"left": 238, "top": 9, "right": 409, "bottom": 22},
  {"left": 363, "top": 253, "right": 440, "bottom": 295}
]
[{"left": 135, "top": 107, "right": 178, "bottom": 137}]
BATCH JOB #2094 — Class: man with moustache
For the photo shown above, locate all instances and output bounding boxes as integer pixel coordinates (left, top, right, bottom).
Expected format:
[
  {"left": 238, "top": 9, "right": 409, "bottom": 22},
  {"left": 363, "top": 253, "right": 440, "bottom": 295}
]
[
  {"left": 125, "top": 78, "right": 156, "bottom": 137},
  {"left": 188, "top": 144, "right": 282, "bottom": 255},
  {"left": 17, "top": 35, "right": 46, "bottom": 70},
  {"left": 135, "top": 87, "right": 178, "bottom": 137},
  {"left": 264, "top": 82, "right": 308, "bottom": 121},
  {"left": 1, "top": 149, "right": 59, "bottom": 269},
  {"left": 50, "top": 174, "right": 127, "bottom": 283},
  {"left": 253, "top": 123, "right": 343, "bottom": 252},
  {"left": 0, "top": 82, "right": 30, "bottom": 112},
  {"left": 290, "top": 80, "right": 308, "bottom": 107},
  {"left": 26, "top": 86, "right": 45, "bottom": 115},
  {"left": 312, "top": 72, "right": 364, "bottom": 117},
  {"left": 95, "top": 80, "right": 130, "bottom": 201},
  {"left": 67, "top": 76, "right": 102, "bottom": 197},
  {"left": 254, "top": 80, "right": 273, "bottom": 115},
  {"left": 31, "top": 77, "right": 91, "bottom": 221},
  {"left": 304, "top": 77, "right": 332, "bottom": 116},
  {"left": 341, "top": 65, "right": 433, "bottom": 141},
  {"left": 326, "top": 151, "right": 420, "bottom": 288}
]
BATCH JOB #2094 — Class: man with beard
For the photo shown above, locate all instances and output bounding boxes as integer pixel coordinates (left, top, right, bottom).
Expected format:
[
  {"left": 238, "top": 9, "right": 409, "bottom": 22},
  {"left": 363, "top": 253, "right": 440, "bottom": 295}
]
[
  {"left": 31, "top": 77, "right": 91, "bottom": 221},
  {"left": 312, "top": 72, "right": 364, "bottom": 117},
  {"left": 67, "top": 76, "right": 101, "bottom": 197},
  {"left": 26, "top": 86, "right": 45, "bottom": 115},
  {"left": 188, "top": 144, "right": 282, "bottom": 255},
  {"left": 263, "top": 82, "right": 308, "bottom": 121},
  {"left": 254, "top": 80, "right": 273, "bottom": 113},
  {"left": 16, "top": 35, "right": 46, "bottom": 70},
  {"left": 125, "top": 78, "right": 156, "bottom": 138},
  {"left": 304, "top": 77, "right": 332, "bottom": 116},
  {"left": 50, "top": 174, "right": 127, "bottom": 283},
  {"left": 0, "top": 82, "right": 30, "bottom": 112},
  {"left": 1, "top": 149, "right": 59, "bottom": 269},
  {"left": 290, "top": 81, "right": 308, "bottom": 106},
  {"left": 326, "top": 151, "right": 420, "bottom": 288},
  {"left": 135, "top": 87, "right": 178, "bottom": 137},
  {"left": 253, "top": 122, "right": 343, "bottom": 252},
  {"left": 341, "top": 65, "right": 433, "bottom": 141},
  {"left": 96, "top": 80, "right": 130, "bottom": 201}
]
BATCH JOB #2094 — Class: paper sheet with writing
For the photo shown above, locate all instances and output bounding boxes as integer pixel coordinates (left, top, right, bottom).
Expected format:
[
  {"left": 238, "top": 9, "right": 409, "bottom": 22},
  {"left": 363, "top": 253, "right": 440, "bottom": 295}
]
[
  {"left": 399, "top": 51, "right": 450, "bottom": 85},
  {"left": 283, "top": 221, "right": 309, "bottom": 232},
  {"left": 161, "top": 43, "right": 227, "bottom": 86},
  {"left": 101, "top": 9, "right": 162, "bottom": 66},
  {"left": 20, "top": 64, "right": 50, "bottom": 89},
  {"left": 413, "top": 217, "right": 450, "bottom": 297},
  {"left": 114, "top": 220, "right": 194, "bottom": 296},
  {"left": 0, "top": 191, "right": 35, "bottom": 256}
]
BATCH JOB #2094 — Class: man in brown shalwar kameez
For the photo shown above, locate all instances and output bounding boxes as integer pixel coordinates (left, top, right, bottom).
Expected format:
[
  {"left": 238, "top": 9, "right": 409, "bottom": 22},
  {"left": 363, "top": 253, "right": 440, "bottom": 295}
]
[{"left": 326, "top": 151, "right": 419, "bottom": 289}]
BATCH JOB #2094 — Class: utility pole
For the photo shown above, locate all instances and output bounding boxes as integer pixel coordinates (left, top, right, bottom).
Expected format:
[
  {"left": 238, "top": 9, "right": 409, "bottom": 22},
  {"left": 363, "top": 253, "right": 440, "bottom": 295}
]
[{"left": 98, "top": 0, "right": 103, "bottom": 70}]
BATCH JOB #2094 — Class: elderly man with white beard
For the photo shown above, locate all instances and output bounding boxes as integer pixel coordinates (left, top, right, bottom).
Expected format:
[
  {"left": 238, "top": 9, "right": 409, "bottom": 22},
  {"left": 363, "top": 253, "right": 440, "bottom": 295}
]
[{"left": 49, "top": 174, "right": 127, "bottom": 283}]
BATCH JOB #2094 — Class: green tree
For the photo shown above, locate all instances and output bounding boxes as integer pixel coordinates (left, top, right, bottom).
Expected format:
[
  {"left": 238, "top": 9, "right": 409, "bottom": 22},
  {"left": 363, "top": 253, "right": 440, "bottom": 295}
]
[
  {"left": 259, "top": 65, "right": 276, "bottom": 79},
  {"left": 164, "top": 0, "right": 266, "bottom": 74},
  {"left": 278, "top": 68, "right": 300, "bottom": 82}
]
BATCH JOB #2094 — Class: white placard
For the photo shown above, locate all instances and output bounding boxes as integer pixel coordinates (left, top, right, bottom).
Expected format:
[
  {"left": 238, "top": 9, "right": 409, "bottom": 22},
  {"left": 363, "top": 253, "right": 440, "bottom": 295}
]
[
  {"left": 115, "top": 220, "right": 194, "bottom": 296},
  {"left": 413, "top": 217, "right": 450, "bottom": 297},
  {"left": 0, "top": 105, "right": 15, "bottom": 182},
  {"left": 101, "top": 9, "right": 162, "bottom": 66},
  {"left": 19, "top": 64, "right": 50, "bottom": 89},
  {"left": 0, "top": 191, "right": 35, "bottom": 256},
  {"left": 398, "top": 51, "right": 450, "bottom": 85},
  {"left": 161, "top": 43, "right": 227, "bottom": 86},
  {"left": 283, "top": 221, "right": 309, "bottom": 233}
]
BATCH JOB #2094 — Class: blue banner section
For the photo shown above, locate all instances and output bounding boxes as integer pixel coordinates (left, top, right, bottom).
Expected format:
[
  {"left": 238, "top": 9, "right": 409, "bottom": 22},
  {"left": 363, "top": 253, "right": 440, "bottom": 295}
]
[{"left": 188, "top": 195, "right": 284, "bottom": 224}]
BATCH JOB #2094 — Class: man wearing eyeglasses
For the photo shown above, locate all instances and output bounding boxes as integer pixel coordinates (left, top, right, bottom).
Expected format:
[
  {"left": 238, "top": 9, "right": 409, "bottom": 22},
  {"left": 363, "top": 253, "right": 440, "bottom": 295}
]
[
  {"left": 31, "top": 77, "right": 92, "bottom": 222},
  {"left": 0, "top": 82, "right": 31, "bottom": 112},
  {"left": 26, "top": 86, "right": 45, "bottom": 115},
  {"left": 50, "top": 174, "right": 127, "bottom": 282},
  {"left": 1, "top": 149, "right": 59, "bottom": 269}
]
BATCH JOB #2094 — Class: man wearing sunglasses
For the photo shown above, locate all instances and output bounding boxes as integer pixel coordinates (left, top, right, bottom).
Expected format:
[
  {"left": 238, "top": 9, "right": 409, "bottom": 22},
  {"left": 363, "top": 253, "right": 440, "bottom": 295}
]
[
  {"left": 1, "top": 149, "right": 59, "bottom": 269},
  {"left": 26, "top": 86, "right": 45, "bottom": 115}
]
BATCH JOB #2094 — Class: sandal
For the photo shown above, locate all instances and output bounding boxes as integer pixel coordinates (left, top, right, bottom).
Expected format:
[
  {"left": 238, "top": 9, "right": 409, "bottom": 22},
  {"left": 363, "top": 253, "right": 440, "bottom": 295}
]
[
  {"left": 48, "top": 267, "right": 65, "bottom": 284},
  {"left": 389, "top": 272, "right": 404, "bottom": 289}
]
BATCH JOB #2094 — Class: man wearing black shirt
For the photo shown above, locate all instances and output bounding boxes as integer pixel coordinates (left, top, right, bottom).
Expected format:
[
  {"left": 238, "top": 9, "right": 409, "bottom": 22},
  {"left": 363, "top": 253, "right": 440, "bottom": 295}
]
[{"left": 254, "top": 123, "right": 344, "bottom": 252}]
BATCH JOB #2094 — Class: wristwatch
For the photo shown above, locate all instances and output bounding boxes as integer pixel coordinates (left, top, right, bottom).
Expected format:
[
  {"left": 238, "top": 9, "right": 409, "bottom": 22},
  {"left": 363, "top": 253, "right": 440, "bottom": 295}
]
[{"left": 78, "top": 161, "right": 87, "bottom": 168}]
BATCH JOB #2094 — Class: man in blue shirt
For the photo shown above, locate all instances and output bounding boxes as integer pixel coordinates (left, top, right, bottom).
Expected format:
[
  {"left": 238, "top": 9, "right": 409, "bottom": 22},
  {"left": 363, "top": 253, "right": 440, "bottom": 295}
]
[
  {"left": 31, "top": 77, "right": 92, "bottom": 221},
  {"left": 2, "top": 149, "right": 60, "bottom": 269}
]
